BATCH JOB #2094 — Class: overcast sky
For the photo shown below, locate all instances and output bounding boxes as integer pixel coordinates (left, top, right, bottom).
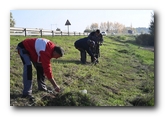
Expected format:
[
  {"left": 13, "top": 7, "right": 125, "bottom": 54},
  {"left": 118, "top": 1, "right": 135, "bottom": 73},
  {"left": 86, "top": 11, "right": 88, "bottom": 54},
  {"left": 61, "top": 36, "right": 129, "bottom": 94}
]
[{"left": 11, "top": 10, "right": 153, "bottom": 32}]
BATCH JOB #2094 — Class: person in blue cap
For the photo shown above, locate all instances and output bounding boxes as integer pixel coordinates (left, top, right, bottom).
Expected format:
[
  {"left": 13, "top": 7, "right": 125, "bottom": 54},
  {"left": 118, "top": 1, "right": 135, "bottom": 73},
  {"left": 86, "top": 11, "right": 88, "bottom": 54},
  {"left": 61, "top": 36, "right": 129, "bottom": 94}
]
[{"left": 74, "top": 37, "right": 96, "bottom": 64}]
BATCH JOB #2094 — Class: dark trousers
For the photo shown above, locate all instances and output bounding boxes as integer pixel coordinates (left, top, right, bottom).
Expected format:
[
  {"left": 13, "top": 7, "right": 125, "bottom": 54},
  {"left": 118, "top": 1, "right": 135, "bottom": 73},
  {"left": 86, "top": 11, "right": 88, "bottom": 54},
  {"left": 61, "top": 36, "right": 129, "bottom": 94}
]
[
  {"left": 17, "top": 45, "right": 47, "bottom": 96},
  {"left": 80, "top": 49, "right": 87, "bottom": 64},
  {"left": 91, "top": 45, "right": 100, "bottom": 63},
  {"left": 94, "top": 44, "right": 100, "bottom": 58},
  {"left": 33, "top": 62, "right": 47, "bottom": 91}
]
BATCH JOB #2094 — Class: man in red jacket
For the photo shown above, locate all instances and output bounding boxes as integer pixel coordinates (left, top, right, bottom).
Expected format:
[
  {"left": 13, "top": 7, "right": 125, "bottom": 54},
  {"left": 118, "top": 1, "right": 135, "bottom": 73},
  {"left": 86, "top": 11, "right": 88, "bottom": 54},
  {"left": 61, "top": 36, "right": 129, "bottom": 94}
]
[{"left": 16, "top": 38, "right": 64, "bottom": 100}]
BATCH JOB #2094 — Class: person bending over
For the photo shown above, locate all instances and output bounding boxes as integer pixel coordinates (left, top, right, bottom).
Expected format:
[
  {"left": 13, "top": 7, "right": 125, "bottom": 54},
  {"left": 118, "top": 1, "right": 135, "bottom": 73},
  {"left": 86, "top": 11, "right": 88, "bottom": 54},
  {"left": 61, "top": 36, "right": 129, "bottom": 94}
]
[{"left": 16, "top": 38, "right": 64, "bottom": 100}]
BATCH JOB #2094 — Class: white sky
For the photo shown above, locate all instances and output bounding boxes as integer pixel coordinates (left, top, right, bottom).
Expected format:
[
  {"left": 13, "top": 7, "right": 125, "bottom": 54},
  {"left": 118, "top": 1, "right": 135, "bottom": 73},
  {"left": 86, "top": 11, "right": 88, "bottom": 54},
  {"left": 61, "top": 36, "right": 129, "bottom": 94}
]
[
  {"left": 11, "top": 10, "right": 153, "bottom": 32},
  {"left": 1, "top": 0, "right": 165, "bottom": 117}
]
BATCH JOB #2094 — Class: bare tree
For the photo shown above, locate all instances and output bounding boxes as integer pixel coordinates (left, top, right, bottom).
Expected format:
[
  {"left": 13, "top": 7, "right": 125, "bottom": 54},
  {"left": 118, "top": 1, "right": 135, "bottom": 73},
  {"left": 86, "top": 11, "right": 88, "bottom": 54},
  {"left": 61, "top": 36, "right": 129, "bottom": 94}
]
[
  {"left": 117, "top": 23, "right": 125, "bottom": 33},
  {"left": 90, "top": 23, "right": 99, "bottom": 31},
  {"left": 107, "top": 21, "right": 114, "bottom": 33},
  {"left": 100, "top": 22, "right": 104, "bottom": 32},
  {"left": 87, "top": 21, "right": 125, "bottom": 34},
  {"left": 113, "top": 22, "right": 125, "bottom": 33}
]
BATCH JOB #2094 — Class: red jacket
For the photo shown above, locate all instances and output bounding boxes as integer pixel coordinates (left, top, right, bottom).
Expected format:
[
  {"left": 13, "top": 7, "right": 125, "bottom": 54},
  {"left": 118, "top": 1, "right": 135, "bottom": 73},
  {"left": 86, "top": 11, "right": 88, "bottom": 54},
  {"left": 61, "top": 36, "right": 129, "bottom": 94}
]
[{"left": 23, "top": 38, "right": 55, "bottom": 79}]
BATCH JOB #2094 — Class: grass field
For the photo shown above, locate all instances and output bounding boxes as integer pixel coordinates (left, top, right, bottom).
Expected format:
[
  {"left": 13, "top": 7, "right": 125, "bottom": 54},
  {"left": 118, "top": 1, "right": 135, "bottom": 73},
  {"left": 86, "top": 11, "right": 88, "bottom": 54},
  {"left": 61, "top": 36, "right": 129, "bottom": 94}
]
[{"left": 10, "top": 35, "right": 154, "bottom": 106}]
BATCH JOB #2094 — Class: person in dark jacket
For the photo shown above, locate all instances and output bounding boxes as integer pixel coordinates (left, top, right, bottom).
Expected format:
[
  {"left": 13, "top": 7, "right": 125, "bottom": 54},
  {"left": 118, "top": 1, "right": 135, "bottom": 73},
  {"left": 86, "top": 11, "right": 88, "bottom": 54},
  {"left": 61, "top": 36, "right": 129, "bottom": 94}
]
[
  {"left": 74, "top": 37, "right": 96, "bottom": 64},
  {"left": 88, "top": 29, "right": 103, "bottom": 63}
]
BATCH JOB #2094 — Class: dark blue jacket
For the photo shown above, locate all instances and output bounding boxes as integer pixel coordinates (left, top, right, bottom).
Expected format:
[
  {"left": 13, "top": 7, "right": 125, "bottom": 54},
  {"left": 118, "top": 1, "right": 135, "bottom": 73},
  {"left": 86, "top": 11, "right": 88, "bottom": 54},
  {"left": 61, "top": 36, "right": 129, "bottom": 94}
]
[
  {"left": 88, "top": 31, "right": 103, "bottom": 44},
  {"left": 74, "top": 37, "right": 94, "bottom": 57}
]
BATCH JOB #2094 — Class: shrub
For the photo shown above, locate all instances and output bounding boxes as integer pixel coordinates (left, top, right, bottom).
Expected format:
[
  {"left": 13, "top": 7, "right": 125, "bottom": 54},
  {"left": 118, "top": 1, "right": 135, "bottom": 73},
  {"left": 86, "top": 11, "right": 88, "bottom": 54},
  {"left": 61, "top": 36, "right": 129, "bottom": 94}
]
[{"left": 135, "top": 34, "right": 154, "bottom": 46}]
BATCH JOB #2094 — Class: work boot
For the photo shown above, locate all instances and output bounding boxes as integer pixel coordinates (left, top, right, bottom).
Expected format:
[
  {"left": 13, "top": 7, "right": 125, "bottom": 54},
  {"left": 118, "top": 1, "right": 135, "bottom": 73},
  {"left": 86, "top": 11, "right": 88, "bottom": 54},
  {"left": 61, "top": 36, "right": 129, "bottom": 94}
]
[
  {"left": 81, "top": 61, "right": 86, "bottom": 64},
  {"left": 21, "top": 95, "right": 35, "bottom": 102}
]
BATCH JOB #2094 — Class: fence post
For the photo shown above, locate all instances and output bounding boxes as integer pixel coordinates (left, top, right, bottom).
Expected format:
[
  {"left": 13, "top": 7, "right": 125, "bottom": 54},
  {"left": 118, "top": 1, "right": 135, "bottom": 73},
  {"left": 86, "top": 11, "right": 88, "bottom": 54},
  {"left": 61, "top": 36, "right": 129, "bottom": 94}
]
[
  {"left": 51, "top": 30, "right": 54, "bottom": 37},
  {"left": 74, "top": 32, "right": 75, "bottom": 36},
  {"left": 61, "top": 31, "right": 62, "bottom": 36},
  {"left": 24, "top": 28, "right": 26, "bottom": 37},
  {"left": 40, "top": 29, "right": 42, "bottom": 37}
]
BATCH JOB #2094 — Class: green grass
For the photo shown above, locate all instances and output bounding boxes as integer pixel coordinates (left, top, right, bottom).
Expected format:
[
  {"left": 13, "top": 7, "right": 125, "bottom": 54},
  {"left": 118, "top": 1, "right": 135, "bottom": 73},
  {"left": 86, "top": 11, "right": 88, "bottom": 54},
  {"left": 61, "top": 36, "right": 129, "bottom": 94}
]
[{"left": 10, "top": 35, "right": 154, "bottom": 106}]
